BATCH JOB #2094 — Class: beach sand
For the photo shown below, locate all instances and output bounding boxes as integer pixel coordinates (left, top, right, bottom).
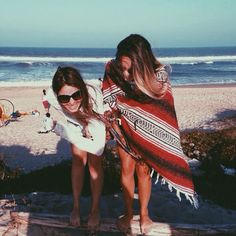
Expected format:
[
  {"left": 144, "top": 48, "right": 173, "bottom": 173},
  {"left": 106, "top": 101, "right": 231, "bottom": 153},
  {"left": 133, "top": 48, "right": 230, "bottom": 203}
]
[{"left": 1, "top": 84, "right": 236, "bottom": 226}]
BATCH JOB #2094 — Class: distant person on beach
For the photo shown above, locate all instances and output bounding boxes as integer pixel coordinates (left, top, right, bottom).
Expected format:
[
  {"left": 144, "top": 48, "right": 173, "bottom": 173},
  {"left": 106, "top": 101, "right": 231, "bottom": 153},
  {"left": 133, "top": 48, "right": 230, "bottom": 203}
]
[
  {"left": 11, "top": 110, "right": 29, "bottom": 118},
  {"left": 42, "top": 89, "right": 50, "bottom": 113},
  {"left": 47, "top": 66, "right": 106, "bottom": 229},
  {"left": 38, "top": 112, "right": 54, "bottom": 133},
  {"left": 102, "top": 34, "right": 198, "bottom": 234}
]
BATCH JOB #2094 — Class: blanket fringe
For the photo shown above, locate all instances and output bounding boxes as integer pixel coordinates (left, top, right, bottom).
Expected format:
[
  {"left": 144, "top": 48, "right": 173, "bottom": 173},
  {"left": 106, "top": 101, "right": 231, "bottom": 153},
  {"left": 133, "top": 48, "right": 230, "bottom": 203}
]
[
  {"left": 151, "top": 170, "right": 199, "bottom": 209},
  {"left": 150, "top": 168, "right": 155, "bottom": 178},
  {"left": 155, "top": 173, "right": 160, "bottom": 184},
  {"left": 168, "top": 184, "right": 173, "bottom": 192},
  {"left": 176, "top": 190, "right": 181, "bottom": 201}
]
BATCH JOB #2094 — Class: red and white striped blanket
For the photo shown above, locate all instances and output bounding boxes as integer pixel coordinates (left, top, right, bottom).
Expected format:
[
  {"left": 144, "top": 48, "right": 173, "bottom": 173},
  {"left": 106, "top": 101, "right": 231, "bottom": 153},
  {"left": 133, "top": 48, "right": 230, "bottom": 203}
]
[{"left": 102, "top": 73, "right": 198, "bottom": 208}]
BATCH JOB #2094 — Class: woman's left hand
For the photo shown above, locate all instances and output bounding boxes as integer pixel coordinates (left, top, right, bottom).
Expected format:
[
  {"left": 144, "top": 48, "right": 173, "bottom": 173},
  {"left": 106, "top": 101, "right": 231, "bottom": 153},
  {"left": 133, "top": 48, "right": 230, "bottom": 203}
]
[{"left": 82, "top": 125, "right": 93, "bottom": 139}]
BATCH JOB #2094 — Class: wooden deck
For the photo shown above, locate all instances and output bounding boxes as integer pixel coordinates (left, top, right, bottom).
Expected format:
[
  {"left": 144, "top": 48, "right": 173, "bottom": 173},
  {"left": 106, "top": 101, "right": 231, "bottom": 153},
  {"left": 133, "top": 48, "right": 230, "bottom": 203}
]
[{"left": 0, "top": 211, "right": 236, "bottom": 235}]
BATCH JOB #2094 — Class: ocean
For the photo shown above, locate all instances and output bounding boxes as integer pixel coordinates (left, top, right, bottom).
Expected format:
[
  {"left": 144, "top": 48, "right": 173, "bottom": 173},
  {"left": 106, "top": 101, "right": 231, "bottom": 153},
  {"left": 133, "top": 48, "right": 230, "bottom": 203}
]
[{"left": 0, "top": 46, "right": 236, "bottom": 87}]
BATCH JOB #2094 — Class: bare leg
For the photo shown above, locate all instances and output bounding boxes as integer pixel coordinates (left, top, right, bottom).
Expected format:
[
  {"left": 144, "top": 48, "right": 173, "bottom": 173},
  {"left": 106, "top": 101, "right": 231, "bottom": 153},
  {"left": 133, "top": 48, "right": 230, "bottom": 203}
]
[
  {"left": 117, "top": 147, "right": 136, "bottom": 232},
  {"left": 87, "top": 153, "right": 104, "bottom": 229},
  {"left": 136, "top": 161, "right": 153, "bottom": 234},
  {"left": 70, "top": 144, "right": 87, "bottom": 227}
]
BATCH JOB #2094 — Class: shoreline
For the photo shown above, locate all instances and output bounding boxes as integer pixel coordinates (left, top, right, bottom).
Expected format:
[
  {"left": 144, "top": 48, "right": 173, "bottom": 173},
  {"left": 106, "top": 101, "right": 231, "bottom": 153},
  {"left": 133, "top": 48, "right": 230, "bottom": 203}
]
[
  {"left": 1, "top": 81, "right": 236, "bottom": 89},
  {"left": 173, "top": 82, "right": 236, "bottom": 88}
]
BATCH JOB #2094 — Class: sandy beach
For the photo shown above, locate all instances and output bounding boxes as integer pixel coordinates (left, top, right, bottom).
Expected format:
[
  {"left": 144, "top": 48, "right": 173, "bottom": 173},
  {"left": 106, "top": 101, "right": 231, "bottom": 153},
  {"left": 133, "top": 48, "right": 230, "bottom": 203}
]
[
  {"left": 1, "top": 84, "right": 236, "bottom": 172},
  {"left": 1, "top": 84, "right": 236, "bottom": 227}
]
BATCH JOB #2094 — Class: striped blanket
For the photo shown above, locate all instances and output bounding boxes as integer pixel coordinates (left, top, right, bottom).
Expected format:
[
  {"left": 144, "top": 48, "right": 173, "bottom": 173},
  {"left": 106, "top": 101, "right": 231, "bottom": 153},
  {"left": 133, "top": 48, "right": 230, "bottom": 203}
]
[{"left": 102, "top": 73, "right": 198, "bottom": 208}]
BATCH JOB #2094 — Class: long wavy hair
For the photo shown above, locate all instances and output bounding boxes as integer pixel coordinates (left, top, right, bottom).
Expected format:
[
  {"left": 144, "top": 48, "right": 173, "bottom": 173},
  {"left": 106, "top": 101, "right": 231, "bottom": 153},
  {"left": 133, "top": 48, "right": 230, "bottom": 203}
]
[
  {"left": 52, "top": 66, "right": 100, "bottom": 123},
  {"left": 105, "top": 34, "right": 168, "bottom": 101}
]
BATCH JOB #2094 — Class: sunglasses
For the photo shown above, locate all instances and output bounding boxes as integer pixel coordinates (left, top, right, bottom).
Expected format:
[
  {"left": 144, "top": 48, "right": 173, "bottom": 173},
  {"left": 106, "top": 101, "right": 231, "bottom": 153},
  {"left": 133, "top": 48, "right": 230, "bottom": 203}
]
[{"left": 57, "top": 90, "right": 82, "bottom": 103}]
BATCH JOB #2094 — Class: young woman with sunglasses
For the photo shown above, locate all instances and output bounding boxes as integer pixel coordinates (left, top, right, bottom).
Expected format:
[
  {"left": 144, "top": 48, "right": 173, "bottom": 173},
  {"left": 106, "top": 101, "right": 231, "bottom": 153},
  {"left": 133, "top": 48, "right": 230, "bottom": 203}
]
[{"left": 46, "top": 66, "right": 106, "bottom": 229}]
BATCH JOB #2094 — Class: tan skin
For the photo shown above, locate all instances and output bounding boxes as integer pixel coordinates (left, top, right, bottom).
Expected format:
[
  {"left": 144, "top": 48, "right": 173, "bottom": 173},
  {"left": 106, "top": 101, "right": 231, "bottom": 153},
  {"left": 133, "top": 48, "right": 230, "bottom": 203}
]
[
  {"left": 58, "top": 85, "right": 104, "bottom": 229},
  {"left": 0, "top": 106, "right": 4, "bottom": 127},
  {"left": 117, "top": 56, "right": 153, "bottom": 234}
]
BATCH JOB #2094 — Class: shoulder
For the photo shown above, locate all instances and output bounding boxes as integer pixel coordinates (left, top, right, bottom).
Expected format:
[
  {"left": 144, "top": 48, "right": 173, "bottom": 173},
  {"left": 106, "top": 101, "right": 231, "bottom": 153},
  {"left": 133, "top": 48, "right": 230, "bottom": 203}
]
[
  {"left": 86, "top": 82, "right": 104, "bottom": 114},
  {"left": 102, "top": 60, "right": 119, "bottom": 91},
  {"left": 105, "top": 60, "right": 113, "bottom": 71},
  {"left": 86, "top": 82, "right": 103, "bottom": 101}
]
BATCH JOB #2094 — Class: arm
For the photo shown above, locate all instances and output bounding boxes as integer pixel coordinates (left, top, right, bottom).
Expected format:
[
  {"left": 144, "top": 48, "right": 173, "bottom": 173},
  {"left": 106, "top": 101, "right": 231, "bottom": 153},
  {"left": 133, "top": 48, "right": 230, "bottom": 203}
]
[
  {"left": 53, "top": 119, "right": 106, "bottom": 156},
  {"left": 87, "top": 83, "right": 105, "bottom": 115}
]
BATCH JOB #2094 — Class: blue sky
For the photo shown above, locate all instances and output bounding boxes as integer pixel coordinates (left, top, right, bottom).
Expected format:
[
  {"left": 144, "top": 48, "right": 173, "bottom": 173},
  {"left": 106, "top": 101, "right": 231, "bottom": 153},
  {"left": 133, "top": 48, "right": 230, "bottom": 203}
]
[{"left": 1, "top": 0, "right": 236, "bottom": 48}]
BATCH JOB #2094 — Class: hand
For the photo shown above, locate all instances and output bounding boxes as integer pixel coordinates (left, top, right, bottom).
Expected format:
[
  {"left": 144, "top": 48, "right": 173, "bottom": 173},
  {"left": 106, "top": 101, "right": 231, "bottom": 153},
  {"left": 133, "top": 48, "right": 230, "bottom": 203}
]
[
  {"left": 51, "top": 120, "right": 57, "bottom": 131},
  {"left": 82, "top": 125, "right": 93, "bottom": 139}
]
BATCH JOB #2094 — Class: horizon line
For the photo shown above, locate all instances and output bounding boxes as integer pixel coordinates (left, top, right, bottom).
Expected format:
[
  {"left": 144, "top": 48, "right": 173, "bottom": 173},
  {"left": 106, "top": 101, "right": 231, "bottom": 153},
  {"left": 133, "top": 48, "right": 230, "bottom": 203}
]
[{"left": 0, "top": 45, "right": 236, "bottom": 50}]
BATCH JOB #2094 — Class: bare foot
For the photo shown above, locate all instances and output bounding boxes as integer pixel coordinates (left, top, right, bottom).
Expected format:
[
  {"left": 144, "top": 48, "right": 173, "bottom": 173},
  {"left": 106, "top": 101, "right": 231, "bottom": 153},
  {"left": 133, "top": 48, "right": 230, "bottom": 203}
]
[
  {"left": 117, "top": 215, "right": 133, "bottom": 233},
  {"left": 87, "top": 211, "right": 100, "bottom": 230},
  {"left": 140, "top": 215, "right": 153, "bottom": 234},
  {"left": 70, "top": 208, "right": 80, "bottom": 227}
]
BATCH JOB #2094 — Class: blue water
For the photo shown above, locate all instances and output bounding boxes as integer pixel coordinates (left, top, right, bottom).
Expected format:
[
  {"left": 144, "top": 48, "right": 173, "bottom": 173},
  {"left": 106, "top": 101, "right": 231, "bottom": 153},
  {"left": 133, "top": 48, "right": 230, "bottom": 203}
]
[{"left": 0, "top": 47, "right": 236, "bottom": 87}]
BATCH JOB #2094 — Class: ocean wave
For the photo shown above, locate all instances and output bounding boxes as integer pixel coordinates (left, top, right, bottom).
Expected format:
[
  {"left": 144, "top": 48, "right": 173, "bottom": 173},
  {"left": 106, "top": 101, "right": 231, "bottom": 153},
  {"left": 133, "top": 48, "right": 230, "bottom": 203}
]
[
  {"left": 1, "top": 55, "right": 236, "bottom": 65},
  {"left": 15, "top": 62, "right": 33, "bottom": 67},
  {"left": 0, "top": 56, "right": 111, "bottom": 63},
  {"left": 178, "top": 61, "right": 214, "bottom": 65},
  {"left": 160, "top": 56, "right": 236, "bottom": 64}
]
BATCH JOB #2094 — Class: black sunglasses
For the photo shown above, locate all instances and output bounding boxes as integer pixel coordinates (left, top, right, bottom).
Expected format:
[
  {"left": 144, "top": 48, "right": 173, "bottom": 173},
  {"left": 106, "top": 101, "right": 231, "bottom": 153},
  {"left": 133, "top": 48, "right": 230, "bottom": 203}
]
[{"left": 57, "top": 90, "right": 82, "bottom": 103}]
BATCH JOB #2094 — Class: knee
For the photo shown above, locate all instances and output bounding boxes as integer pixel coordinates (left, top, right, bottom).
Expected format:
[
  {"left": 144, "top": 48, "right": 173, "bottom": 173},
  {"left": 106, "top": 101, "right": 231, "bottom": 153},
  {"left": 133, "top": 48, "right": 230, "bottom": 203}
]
[
  {"left": 120, "top": 166, "right": 135, "bottom": 181},
  {"left": 88, "top": 155, "right": 103, "bottom": 173},
  {"left": 72, "top": 156, "right": 86, "bottom": 168},
  {"left": 71, "top": 148, "right": 87, "bottom": 167},
  {"left": 136, "top": 162, "right": 151, "bottom": 179},
  {"left": 119, "top": 152, "right": 135, "bottom": 178}
]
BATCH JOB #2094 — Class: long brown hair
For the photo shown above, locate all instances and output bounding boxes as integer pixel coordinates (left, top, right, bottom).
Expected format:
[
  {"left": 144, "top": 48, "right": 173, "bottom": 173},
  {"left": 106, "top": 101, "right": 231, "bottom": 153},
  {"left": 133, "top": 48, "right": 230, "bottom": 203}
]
[
  {"left": 105, "top": 34, "right": 168, "bottom": 101},
  {"left": 52, "top": 66, "right": 100, "bottom": 123}
]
